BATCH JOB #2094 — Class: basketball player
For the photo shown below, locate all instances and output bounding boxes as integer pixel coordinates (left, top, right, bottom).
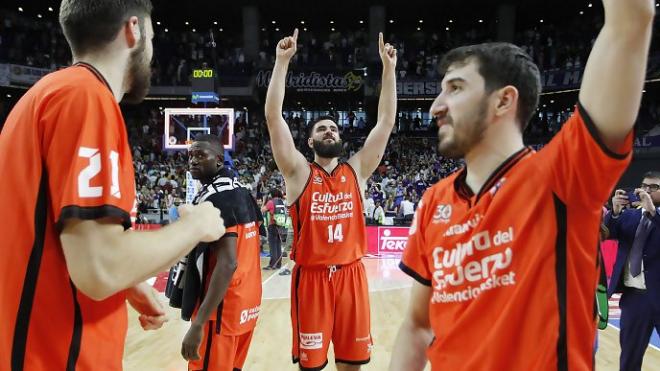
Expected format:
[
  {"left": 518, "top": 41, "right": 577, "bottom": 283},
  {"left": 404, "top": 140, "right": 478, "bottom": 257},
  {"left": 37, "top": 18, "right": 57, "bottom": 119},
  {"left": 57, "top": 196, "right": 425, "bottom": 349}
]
[
  {"left": 180, "top": 135, "right": 263, "bottom": 371},
  {"left": 0, "top": 1, "right": 224, "bottom": 370},
  {"left": 265, "top": 29, "right": 397, "bottom": 370},
  {"left": 389, "top": 0, "right": 654, "bottom": 369}
]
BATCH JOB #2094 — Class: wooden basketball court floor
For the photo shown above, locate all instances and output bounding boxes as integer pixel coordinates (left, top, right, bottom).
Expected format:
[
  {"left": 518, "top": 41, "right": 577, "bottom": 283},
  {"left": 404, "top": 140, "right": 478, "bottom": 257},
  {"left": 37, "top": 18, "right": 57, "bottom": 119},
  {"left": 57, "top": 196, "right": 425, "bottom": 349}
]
[{"left": 123, "top": 257, "right": 660, "bottom": 370}]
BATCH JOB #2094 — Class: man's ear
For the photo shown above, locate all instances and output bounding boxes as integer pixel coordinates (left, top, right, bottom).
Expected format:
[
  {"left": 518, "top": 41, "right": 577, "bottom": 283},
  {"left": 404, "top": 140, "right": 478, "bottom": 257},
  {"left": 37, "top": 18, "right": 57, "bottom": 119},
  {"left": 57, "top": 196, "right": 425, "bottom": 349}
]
[{"left": 493, "top": 85, "right": 519, "bottom": 119}]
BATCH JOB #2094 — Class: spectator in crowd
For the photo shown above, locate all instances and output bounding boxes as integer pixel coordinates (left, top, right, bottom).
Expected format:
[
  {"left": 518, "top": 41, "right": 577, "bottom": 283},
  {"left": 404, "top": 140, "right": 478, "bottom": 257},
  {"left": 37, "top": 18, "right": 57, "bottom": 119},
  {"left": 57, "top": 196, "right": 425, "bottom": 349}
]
[
  {"left": 168, "top": 198, "right": 181, "bottom": 222},
  {"left": 605, "top": 171, "right": 660, "bottom": 371},
  {"left": 364, "top": 190, "right": 375, "bottom": 225},
  {"left": 399, "top": 194, "right": 416, "bottom": 223},
  {"left": 373, "top": 200, "right": 385, "bottom": 225},
  {"left": 261, "top": 189, "right": 286, "bottom": 271}
]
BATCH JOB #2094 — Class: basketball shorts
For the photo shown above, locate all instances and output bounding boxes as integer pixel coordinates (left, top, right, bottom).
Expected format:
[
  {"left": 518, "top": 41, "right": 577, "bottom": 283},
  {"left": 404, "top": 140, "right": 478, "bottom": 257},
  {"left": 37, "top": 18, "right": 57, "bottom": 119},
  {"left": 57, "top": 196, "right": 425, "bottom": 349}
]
[
  {"left": 291, "top": 259, "right": 372, "bottom": 370},
  {"left": 188, "top": 321, "right": 254, "bottom": 371}
]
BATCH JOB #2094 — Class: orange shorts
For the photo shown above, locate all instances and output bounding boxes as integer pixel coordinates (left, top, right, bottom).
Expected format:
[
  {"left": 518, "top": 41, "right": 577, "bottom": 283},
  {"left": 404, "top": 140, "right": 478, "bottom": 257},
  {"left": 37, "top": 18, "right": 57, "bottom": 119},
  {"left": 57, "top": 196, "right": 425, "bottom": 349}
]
[
  {"left": 291, "top": 259, "right": 372, "bottom": 370},
  {"left": 188, "top": 321, "right": 254, "bottom": 371}
]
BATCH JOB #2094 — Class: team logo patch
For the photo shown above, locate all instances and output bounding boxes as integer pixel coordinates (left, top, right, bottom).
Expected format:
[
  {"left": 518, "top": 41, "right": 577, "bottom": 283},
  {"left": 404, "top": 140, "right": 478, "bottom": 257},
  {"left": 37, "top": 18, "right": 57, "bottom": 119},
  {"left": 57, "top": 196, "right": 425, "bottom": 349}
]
[
  {"left": 300, "top": 332, "right": 323, "bottom": 350},
  {"left": 313, "top": 176, "right": 323, "bottom": 185},
  {"left": 340, "top": 175, "right": 346, "bottom": 183},
  {"left": 433, "top": 204, "right": 452, "bottom": 224},
  {"left": 489, "top": 177, "right": 507, "bottom": 196}
]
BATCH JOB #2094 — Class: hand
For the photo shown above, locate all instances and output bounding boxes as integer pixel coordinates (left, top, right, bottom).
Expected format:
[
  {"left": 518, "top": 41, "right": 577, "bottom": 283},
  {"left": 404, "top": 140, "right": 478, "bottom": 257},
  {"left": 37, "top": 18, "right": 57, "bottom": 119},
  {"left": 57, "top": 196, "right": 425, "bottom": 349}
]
[
  {"left": 636, "top": 188, "right": 656, "bottom": 216},
  {"left": 611, "top": 189, "right": 628, "bottom": 215},
  {"left": 378, "top": 32, "right": 397, "bottom": 70},
  {"left": 181, "top": 323, "right": 204, "bottom": 361},
  {"left": 138, "top": 313, "right": 168, "bottom": 330},
  {"left": 127, "top": 282, "right": 165, "bottom": 316},
  {"left": 275, "top": 28, "right": 298, "bottom": 63},
  {"left": 179, "top": 202, "right": 225, "bottom": 242},
  {"left": 127, "top": 282, "right": 169, "bottom": 330}
]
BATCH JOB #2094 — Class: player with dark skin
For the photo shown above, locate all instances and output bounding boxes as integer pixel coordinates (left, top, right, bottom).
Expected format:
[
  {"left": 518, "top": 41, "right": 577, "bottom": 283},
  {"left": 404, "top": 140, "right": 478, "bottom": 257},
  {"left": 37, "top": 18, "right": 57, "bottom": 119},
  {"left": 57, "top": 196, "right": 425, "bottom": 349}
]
[{"left": 181, "top": 139, "right": 238, "bottom": 360}]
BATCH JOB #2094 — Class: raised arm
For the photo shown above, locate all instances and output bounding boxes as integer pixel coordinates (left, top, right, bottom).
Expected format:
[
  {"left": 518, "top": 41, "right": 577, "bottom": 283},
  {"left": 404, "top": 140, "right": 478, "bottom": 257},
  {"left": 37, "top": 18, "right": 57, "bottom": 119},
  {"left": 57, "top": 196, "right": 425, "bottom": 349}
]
[
  {"left": 349, "top": 32, "right": 397, "bottom": 183},
  {"left": 264, "top": 28, "right": 308, "bottom": 179},
  {"left": 578, "top": 0, "right": 655, "bottom": 150}
]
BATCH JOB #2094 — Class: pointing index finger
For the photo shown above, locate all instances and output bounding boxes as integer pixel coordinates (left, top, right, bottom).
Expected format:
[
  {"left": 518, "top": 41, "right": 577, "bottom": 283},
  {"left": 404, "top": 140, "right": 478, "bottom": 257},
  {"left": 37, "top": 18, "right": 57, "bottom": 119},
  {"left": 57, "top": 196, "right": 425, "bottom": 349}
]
[
  {"left": 379, "top": 32, "right": 384, "bottom": 51},
  {"left": 293, "top": 28, "right": 299, "bottom": 42}
]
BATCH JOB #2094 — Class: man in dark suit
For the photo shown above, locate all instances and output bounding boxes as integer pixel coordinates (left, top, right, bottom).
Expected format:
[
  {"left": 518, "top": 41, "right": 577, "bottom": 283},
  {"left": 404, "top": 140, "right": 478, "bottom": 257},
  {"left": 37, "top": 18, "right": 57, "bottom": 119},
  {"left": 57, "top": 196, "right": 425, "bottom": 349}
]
[{"left": 605, "top": 171, "right": 660, "bottom": 371}]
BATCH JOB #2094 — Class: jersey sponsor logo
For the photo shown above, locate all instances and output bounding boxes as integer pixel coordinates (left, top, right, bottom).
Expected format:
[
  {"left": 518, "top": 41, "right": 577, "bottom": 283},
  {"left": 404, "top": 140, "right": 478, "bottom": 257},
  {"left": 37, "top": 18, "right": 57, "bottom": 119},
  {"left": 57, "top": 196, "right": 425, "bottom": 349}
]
[
  {"left": 245, "top": 230, "right": 258, "bottom": 239},
  {"left": 239, "top": 305, "right": 260, "bottom": 324},
  {"left": 313, "top": 176, "right": 323, "bottom": 185},
  {"left": 443, "top": 213, "right": 483, "bottom": 237},
  {"left": 310, "top": 191, "right": 355, "bottom": 221},
  {"left": 430, "top": 227, "right": 517, "bottom": 304},
  {"left": 299, "top": 332, "right": 323, "bottom": 350},
  {"left": 433, "top": 204, "right": 452, "bottom": 224},
  {"left": 378, "top": 227, "right": 408, "bottom": 255},
  {"left": 340, "top": 175, "right": 346, "bottom": 183}
]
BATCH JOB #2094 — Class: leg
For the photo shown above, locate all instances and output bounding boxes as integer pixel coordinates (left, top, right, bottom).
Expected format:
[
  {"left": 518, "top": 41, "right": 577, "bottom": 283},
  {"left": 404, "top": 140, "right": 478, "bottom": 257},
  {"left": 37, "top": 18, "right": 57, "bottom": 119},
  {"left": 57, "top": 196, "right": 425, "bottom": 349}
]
[
  {"left": 619, "top": 290, "right": 655, "bottom": 371},
  {"left": 188, "top": 321, "right": 238, "bottom": 371},
  {"left": 290, "top": 266, "right": 334, "bottom": 370},
  {"left": 232, "top": 330, "right": 255, "bottom": 370},
  {"left": 273, "top": 229, "right": 283, "bottom": 268},
  {"left": 333, "top": 261, "right": 372, "bottom": 368},
  {"left": 267, "top": 226, "right": 279, "bottom": 268}
]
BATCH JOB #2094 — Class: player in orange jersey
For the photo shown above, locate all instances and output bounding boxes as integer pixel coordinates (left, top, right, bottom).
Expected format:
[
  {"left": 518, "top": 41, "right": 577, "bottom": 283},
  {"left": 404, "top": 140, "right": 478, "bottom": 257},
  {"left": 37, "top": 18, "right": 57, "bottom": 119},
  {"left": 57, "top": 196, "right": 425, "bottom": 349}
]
[
  {"left": 0, "top": 1, "right": 224, "bottom": 370},
  {"left": 180, "top": 135, "right": 263, "bottom": 371},
  {"left": 389, "top": 1, "right": 655, "bottom": 370},
  {"left": 265, "top": 29, "right": 397, "bottom": 370}
]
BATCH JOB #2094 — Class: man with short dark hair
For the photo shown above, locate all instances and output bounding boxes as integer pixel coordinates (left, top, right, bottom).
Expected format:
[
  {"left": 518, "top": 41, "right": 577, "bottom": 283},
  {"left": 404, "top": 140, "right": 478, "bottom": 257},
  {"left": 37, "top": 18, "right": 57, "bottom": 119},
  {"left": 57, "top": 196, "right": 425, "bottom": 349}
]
[
  {"left": 390, "top": 0, "right": 655, "bottom": 369},
  {"left": 265, "top": 29, "right": 397, "bottom": 370},
  {"left": 0, "top": 1, "right": 224, "bottom": 369},
  {"left": 181, "top": 135, "right": 263, "bottom": 371},
  {"left": 606, "top": 170, "right": 660, "bottom": 370}
]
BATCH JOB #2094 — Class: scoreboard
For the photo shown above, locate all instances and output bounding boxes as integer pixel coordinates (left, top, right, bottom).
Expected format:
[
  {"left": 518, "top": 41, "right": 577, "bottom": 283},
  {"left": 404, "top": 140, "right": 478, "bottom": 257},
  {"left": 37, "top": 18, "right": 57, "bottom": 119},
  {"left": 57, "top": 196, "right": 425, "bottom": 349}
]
[{"left": 191, "top": 68, "right": 218, "bottom": 103}]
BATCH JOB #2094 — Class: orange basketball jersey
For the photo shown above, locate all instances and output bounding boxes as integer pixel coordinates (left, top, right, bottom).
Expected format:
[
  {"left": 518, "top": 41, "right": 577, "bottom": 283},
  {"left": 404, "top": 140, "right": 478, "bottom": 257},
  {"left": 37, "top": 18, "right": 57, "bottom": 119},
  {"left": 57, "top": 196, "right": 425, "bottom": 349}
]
[
  {"left": 400, "top": 104, "right": 632, "bottom": 370},
  {"left": 289, "top": 162, "right": 367, "bottom": 266},
  {"left": 0, "top": 63, "right": 136, "bottom": 371},
  {"left": 200, "top": 221, "right": 262, "bottom": 335}
]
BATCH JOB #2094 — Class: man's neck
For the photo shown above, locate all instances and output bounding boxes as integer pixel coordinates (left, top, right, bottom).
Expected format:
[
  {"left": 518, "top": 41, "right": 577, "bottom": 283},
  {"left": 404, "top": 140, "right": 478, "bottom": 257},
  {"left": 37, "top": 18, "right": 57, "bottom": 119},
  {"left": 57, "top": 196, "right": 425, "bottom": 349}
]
[
  {"left": 73, "top": 53, "right": 127, "bottom": 102},
  {"left": 200, "top": 168, "right": 224, "bottom": 185},
  {"left": 314, "top": 156, "right": 339, "bottom": 173},
  {"left": 463, "top": 125, "right": 525, "bottom": 194}
]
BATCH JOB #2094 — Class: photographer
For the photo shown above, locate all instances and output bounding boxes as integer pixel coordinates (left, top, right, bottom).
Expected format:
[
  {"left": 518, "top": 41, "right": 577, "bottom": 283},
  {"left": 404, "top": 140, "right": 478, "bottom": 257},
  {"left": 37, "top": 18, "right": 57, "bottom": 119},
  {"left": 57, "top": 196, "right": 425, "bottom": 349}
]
[{"left": 605, "top": 171, "right": 660, "bottom": 370}]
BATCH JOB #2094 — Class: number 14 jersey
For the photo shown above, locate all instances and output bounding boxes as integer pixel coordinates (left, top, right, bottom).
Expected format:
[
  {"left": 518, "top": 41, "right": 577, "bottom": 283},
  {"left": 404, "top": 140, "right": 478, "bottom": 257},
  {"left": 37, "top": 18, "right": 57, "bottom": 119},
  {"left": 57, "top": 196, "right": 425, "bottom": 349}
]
[{"left": 289, "top": 162, "right": 366, "bottom": 267}]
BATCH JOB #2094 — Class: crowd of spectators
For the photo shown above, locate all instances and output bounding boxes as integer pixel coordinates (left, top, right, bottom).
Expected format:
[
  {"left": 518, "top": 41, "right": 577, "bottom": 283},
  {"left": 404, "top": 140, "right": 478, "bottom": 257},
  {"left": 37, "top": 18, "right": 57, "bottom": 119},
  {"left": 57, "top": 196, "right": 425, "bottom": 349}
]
[
  {"left": 2, "top": 6, "right": 659, "bottom": 225},
  {"left": 4, "top": 7, "right": 652, "bottom": 86},
  {"left": 125, "top": 107, "right": 464, "bottom": 223}
]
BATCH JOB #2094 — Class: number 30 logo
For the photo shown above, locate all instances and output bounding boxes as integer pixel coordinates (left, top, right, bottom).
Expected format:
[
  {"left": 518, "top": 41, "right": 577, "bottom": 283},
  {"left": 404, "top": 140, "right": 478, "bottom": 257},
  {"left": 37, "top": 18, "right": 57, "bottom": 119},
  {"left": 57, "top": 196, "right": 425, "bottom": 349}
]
[{"left": 78, "top": 147, "right": 121, "bottom": 198}]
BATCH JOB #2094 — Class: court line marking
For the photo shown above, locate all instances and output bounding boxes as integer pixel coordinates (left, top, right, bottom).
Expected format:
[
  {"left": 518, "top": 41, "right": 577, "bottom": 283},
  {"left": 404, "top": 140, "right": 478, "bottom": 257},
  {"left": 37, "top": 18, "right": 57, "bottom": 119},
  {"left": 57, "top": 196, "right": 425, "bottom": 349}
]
[{"left": 261, "top": 262, "right": 293, "bottom": 286}]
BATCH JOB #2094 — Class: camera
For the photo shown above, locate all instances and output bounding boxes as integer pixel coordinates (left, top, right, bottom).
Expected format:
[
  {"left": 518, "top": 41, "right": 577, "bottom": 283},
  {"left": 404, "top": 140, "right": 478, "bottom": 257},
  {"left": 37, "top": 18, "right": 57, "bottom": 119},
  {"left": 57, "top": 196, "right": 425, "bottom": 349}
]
[{"left": 626, "top": 190, "right": 640, "bottom": 203}]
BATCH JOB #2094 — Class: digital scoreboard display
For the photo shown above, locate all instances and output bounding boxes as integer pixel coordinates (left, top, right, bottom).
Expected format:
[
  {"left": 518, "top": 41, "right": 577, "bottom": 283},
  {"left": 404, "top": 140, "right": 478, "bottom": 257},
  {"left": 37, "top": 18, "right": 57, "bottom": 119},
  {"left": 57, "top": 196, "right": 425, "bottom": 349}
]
[{"left": 191, "top": 69, "right": 215, "bottom": 92}]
